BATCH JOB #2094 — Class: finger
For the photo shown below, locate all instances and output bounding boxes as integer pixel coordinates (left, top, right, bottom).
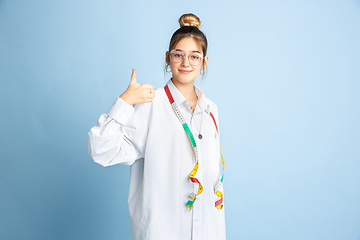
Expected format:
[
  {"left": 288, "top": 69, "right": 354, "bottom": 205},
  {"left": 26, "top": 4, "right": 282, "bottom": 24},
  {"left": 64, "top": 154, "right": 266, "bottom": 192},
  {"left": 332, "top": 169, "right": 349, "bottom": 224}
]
[
  {"left": 143, "top": 98, "right": 154, "bottom": 103},
  {"left": 141, "top": 83, "right": 154, "bottom": 89},
  {"left": 143, "top": 87, "right": 155, "bottom": 95},
  {"left": 130, "top": 68, "right": 137, "bottom": 84},
  {"left": 142, "top": 88, "right": 152, "bottom": 95}
]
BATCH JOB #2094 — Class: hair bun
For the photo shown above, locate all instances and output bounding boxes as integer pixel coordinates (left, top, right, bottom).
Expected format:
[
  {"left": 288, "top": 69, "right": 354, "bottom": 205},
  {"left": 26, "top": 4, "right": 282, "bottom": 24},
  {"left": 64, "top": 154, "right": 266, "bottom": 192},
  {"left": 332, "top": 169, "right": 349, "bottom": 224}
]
[{"left": 179, "top": 13, "right": 201, "bottom": 28}]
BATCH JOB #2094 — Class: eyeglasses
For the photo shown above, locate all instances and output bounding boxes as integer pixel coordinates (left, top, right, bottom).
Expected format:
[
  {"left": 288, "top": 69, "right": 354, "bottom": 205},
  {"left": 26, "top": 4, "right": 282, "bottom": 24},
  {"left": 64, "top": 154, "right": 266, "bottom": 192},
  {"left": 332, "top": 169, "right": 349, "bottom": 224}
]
[{"left": 169, "top": 49, "right": 204, "bottom": 66}]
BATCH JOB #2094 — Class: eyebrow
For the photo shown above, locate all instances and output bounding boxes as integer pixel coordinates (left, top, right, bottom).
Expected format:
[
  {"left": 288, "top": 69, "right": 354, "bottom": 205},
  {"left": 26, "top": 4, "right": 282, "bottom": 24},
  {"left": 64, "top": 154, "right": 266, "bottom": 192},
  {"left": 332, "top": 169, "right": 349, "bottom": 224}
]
[{"left": 174, "top": 49, "right": 202, "bottom": 54}]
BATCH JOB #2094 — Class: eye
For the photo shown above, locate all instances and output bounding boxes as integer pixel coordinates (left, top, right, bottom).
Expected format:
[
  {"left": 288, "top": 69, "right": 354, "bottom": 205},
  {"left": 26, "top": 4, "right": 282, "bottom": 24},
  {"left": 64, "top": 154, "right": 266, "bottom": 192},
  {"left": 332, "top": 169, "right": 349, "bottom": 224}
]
[
  {"left": 171, "top": 50, "right": 184, "bottom": 57},
  {"left": 190, "top": 54, "right": 200, "bottom": 60}
]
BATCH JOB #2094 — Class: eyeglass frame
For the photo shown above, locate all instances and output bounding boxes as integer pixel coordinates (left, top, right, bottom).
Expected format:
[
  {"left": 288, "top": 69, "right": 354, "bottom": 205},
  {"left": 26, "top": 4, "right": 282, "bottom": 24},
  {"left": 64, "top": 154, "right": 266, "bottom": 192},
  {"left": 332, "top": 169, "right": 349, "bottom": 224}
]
[{"left": 168, "top": 49, "right": 205, "bottom": 66}]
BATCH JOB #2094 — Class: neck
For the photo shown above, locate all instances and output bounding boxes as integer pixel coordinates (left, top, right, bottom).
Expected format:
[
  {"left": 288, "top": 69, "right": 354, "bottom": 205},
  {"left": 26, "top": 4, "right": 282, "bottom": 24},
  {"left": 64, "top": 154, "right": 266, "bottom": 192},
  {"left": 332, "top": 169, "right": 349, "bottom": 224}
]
[{"left": 171, "top": 79, "right": 197, "bottom": 102}]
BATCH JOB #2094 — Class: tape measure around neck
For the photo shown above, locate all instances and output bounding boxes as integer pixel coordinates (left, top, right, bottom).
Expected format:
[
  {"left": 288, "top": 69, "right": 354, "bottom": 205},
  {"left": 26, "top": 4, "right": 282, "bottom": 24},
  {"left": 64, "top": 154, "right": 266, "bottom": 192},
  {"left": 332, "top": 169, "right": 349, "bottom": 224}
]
[{"left": 164, "top": 84, "right": 225, "bottom": 209}]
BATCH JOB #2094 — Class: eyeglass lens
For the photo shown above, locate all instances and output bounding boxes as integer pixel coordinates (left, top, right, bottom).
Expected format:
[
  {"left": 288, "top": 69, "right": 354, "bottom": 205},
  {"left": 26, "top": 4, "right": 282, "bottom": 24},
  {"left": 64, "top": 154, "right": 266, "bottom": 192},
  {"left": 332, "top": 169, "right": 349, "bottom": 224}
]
[{"left": 170, "top": 50, "right": 203, "bottom": 66}]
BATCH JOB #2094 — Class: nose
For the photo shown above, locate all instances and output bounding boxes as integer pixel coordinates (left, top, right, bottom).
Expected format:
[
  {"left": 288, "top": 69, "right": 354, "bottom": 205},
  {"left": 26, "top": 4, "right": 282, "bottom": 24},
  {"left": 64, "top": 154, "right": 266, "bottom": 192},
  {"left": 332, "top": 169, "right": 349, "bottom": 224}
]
[{"left": 181, "top": 54, "right": 190, "bottom": 67}]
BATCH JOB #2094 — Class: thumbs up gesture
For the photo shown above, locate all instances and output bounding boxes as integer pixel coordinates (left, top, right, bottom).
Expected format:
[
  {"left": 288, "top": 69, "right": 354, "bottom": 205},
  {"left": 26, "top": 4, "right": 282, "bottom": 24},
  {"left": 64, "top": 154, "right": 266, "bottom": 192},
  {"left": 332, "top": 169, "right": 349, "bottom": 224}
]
[{"left": 119, "top": 69, "right": 155, "bottom": 105}]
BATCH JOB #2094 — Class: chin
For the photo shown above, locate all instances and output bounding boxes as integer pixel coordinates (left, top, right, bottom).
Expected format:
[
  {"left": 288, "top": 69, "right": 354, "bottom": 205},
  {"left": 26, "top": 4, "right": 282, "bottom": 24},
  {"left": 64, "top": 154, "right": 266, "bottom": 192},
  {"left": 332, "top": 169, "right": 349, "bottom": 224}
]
[{"left": 172, "top": 73, "right": 198, "bottom": 85}]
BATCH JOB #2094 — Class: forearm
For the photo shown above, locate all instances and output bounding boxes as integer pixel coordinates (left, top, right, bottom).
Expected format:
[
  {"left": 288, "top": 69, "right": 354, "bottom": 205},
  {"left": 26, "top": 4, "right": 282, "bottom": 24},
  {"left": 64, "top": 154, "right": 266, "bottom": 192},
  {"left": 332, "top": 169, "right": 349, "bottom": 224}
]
[{"left": 87, "top": 98, "right": 140, "bottom": 166}]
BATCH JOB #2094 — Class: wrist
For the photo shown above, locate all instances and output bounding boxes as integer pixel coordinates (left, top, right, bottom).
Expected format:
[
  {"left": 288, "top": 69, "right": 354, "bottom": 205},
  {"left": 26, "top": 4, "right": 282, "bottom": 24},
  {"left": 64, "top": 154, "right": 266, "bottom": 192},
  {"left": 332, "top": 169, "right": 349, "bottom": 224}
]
[{"left": 119, "top": 93, "right": 134, "bottom": 105}]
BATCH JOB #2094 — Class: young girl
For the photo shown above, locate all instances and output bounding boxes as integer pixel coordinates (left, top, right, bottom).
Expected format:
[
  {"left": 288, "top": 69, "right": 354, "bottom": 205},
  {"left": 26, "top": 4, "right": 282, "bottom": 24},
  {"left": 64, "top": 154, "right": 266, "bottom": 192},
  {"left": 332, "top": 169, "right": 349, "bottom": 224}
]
[{"left": 88, "top": 13, "right": 226, "bottom": 240}]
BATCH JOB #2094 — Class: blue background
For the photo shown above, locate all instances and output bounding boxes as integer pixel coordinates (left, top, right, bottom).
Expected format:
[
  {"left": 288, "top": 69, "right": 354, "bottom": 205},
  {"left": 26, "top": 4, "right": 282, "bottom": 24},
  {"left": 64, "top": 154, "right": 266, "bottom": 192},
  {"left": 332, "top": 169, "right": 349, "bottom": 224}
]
[{"left": 1, "top": 0, "right": 360, "bottom": 239}]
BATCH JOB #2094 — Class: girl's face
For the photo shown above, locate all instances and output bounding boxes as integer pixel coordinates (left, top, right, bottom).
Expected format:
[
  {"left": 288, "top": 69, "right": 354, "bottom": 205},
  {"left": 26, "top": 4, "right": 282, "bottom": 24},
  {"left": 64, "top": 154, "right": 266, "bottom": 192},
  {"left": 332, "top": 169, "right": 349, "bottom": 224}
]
[{"left": 167, "top": 37, "right": 208, "bottom": 86}]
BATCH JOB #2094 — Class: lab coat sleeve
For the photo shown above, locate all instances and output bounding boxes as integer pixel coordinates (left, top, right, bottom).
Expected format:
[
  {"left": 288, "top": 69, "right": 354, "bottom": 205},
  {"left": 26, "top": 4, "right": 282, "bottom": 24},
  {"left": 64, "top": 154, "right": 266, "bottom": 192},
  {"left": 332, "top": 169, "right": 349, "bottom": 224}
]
[{"left": 87, "top": 97, "right": 150, "bottom": 167}]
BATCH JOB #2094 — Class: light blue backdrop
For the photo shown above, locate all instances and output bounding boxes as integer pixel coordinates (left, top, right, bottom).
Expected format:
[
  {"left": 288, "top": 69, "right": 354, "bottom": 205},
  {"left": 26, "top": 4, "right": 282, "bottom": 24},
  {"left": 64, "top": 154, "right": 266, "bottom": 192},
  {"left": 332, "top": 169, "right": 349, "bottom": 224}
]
[{"left": 1, "top": 0, "right": 359, "bottom": 239}]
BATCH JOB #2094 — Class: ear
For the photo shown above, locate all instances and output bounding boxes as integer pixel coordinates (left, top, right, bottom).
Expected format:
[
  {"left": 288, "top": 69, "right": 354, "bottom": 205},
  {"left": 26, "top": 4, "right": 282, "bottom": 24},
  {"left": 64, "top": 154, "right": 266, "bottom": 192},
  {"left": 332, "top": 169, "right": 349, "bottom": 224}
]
[
  {"left": 165, "top": 51, "right": 170, "bottom": 65},
  {"left": 202, "top": 56, "right": 209, "bottom": 69}
]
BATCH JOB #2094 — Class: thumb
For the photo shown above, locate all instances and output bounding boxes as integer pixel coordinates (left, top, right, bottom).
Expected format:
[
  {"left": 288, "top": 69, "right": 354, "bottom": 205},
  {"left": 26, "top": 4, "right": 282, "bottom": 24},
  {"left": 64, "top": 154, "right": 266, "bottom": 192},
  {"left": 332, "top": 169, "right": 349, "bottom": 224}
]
[{"left": 130, "top": 68, "right": 137, "bottom": 84}]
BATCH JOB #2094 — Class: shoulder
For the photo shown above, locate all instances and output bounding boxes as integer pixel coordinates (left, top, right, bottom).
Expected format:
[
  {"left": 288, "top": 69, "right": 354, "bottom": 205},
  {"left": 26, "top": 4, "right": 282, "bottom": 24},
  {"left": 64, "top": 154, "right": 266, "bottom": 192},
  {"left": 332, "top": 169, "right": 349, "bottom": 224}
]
[
  {"left": 204, "top": 96, "right": 218, "bottom": 115},
  {"left": 154, "top": 86, "right": 166, "bottom": 99},
  {"left": 206, "top": 98, "right": 218, "bottom": 110},
  {"left": 152, "top": 86, "right": 168, "bottom": 105}
]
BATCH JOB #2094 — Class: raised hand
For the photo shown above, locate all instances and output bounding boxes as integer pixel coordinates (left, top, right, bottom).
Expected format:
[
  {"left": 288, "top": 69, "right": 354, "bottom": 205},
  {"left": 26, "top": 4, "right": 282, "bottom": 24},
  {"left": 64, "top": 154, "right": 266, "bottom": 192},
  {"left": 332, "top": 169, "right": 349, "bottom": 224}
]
[{"left": 119, "top": 69, "right": 155, "bottom": 105}]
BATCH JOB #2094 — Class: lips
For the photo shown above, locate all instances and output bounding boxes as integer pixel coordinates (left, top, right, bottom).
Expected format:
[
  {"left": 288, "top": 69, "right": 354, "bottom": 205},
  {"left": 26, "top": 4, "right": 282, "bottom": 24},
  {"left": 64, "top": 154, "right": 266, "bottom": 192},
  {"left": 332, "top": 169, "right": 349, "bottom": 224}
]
[{"left": 179, "top": 69, "right": 193, "bottom": 74}]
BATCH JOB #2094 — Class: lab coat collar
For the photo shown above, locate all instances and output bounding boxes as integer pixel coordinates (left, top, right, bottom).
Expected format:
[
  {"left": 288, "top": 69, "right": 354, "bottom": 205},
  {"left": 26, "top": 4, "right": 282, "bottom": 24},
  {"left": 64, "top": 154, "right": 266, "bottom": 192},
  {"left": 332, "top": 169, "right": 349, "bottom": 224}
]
[{"left": 166, "top": 79, "right": 210, "bottom": 113}]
